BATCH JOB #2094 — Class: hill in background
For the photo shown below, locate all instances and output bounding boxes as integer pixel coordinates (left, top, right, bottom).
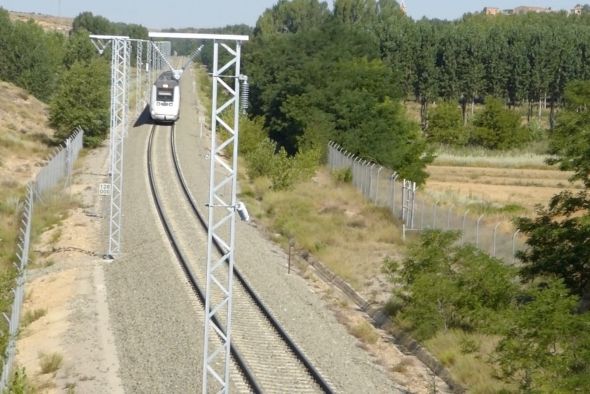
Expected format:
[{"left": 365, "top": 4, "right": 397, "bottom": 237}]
[
  {"left": 9, "top": 11, "right": 72, "bottom": 34},
  {"left": 0, "top": 81, "right": 54, "bottom": 188}
]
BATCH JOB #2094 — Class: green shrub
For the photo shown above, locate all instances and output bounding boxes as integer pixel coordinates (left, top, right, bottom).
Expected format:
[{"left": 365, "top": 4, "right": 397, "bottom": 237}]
[
  {"left": 49, "top": 58, "right": 110, "bottom": 147},
  {"left": 390, "top": 230, "right": 517, "bottom": 339},
  {"left": 245, "top": 133, "right": 319, "bottom": 191},
  {"left": 469, "top": 97, "right": 531, "bottom": 150},
  {"left": 332, "top": 167, "right": 352, "bottom": 183},
  {"left": 6, "top": 367, "right": 31, "bottom": 394},
  {"left": 427, "top": 102, "right": 468, "bottom": 146}
]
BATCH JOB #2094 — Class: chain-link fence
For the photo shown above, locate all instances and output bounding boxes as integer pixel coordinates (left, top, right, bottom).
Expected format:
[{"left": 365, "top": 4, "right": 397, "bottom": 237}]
[
  {"left": 0, "top": 128, "right": 84, "bottom": 389},
  {"left": 327, "top": 141, "right": 525, "bottom": 263}
]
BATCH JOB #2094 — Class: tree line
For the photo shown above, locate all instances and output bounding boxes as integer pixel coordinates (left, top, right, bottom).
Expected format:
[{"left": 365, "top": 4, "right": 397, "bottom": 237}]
[
  {"left": 0, "top": 9, "right": 148, "bottom": 146},
  {"left": 227, "top": 1, "right": 590, "bottom": 183}
]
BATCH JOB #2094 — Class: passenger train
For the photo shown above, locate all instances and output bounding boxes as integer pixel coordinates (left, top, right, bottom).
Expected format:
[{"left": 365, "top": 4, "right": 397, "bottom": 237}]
[{"left": 150, "top": 71, "right": 180, "bottom": 123}]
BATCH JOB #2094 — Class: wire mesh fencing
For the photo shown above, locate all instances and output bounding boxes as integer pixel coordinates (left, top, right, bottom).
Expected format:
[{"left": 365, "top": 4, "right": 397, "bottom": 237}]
[
  {"left": 327, "top": 141, "right": 525, "bottom": 263},
  {"left": 0, "top": 128, "right": 84, "bottom": 389}
]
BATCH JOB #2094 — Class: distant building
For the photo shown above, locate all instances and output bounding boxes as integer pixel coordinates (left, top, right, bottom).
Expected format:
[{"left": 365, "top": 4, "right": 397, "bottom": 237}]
[
  {"left": 512, "top": 6, "right": 555, "bottom": 14},
  {"left": 483, "top": 7, "right": 501, "bottom": 15},
  {"left": 400, "top": 0, "right": 407, "bottom": 15},
  {"left": 572, "top": 4, "right": 583, "bottom": 15},
  {"left": 483, "top": 4, "right": 580, "bottom": 17}
]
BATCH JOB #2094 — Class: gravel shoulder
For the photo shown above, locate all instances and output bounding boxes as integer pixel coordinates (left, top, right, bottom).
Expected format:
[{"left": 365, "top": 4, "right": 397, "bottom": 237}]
[{"left": 15, "top": 146, "right": 124, "bottom": 393}]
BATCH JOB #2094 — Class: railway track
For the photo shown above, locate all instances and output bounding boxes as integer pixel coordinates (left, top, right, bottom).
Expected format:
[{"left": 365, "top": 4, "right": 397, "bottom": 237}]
[{"left": 147, "top": 123, "right": 333, "bottom": 393}]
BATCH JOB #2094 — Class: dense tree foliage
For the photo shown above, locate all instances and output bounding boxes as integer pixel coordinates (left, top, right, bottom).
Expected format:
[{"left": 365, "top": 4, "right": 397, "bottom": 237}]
[
  {"left": 0, "top": 9, "right": 64, "bottom": 101},
  {"left": 235, "top": 0, "right": 590, "bottom": 183},
  {"left": 426, "top": 102, "right": 465, "bottom": 145},
  {"left": 72, "top": 11, "right": 148, "bottom": 39},
  {"left": 49, "top": 59, "right": 110, "bottom": 147},
  {"left": 470, "top": 97, "right": 530, "bottom": 149},
  {"left": 516, "top": 81, "right": 590, "bottom": 303},
  {"left": 386, "top": 230, "right": 590, "bottom": 390},
  {"left": 386, "top": 230, "right": 517, "bottom": 339},
  {"left": 496, "top": 278, "right": 590, "bottom": 391},
  {"left": 63, "top": 30, "right": 97, "bottom": 69},
  {"left": 244, "top": 0, "right": 432, "bottom": 183},
  {"left": 0, "top": 9, "right": 145, "bottom": 146},
  {"left": 378, "top": 11, "right": 590, "bottom": 128}
]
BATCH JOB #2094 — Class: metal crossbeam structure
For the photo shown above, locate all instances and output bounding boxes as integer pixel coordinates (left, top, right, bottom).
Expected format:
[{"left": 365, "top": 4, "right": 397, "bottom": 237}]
[
  {"left": 203, "top": 40, "right": 245, "bottom": 393},
  {"left": 151, "top": 40, "right": 175, "bottom": 73},
  {"left": 149, "top": 31, "right": 249, "bottom": 394},
  {"left": 90, "top": 35, "right": 130, "bottom": 259}
]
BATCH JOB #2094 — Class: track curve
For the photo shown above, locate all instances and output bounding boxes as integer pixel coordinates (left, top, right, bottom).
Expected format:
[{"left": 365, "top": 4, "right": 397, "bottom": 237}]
[{"left": 148, "top": 123, "right": 333, "bottom": 392}]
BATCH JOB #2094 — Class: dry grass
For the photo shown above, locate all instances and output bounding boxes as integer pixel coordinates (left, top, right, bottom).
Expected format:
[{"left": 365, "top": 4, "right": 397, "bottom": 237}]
[
  {"left": 240, "top": 168, "right": 403, "bottom": 290},
  {"left": 425, "top": 162, "right": 576, "bottom": 214},
  {"left": 432, "top": 146, "right": 552, "bottom": 169},
  {"left": 22, "top": 308, "right": 47, "bottom": 328},
  {"left": 0, "top": 83, "right": 55, "bottom": 339},
  {"left": 38, "top": 352, "right": 63, "bottom": 375},
  {"left": 425, "top": 330, "right": 514, "bottom": 393},
  {"left": 31, "top": 192, "right": 79, "bottom": 250},
  {"left": 350, "top": 320, "right": 379, "bottom": 345}
]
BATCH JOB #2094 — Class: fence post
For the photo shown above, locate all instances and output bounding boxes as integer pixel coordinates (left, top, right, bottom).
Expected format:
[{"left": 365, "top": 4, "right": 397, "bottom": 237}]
[
  {"left": 369, "top": 163, "right": 376, "bottom": 201},
  {"left": 391, "top": 173, "right": 398, "bottom": 216},
  {"left": 461, "top": 209, "right": 470, "bottom": 245},
  {"left": 476, "top": 214, "right": 484, "bottom": 247},
  {"left": 410, "top": 182, "right": 416, "bottom": 229},
  {"left": 375, "top": 166, "right": 383, "bottom": 204},
  {"left": 432, "top": 203, "right": 437, "bottom": 228},
  {"left": 401, "top": 180, "right": 407, "bottom": 222},
  {"left": 351, "top": 155, "right": 361, "bottom": 188},
  {"left": 446, "top": 207, "right": 452, "bottom": 229},
  {"left": 512, "top": 229, "right": 521, "bottom": 264},
  {"left": 420, "top": 199, "right": 425, "bottom": 230},
  {"left": 492, "top": 222, "right": 501, "bottom": 257},
  {"left": 356, "top": 159, "right": 363, "bottom": 191},
  {"left": 364, "top": 161, "right": 371, "bottom": 198}
]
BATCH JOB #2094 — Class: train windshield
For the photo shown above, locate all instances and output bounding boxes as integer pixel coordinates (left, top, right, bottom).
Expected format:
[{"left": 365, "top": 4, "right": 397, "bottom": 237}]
[{"left": 157, "top": 89, "right": 174, "bottom": 102}]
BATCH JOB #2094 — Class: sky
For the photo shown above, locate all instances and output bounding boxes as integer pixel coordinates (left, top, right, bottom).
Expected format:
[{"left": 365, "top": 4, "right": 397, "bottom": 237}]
[{"left": 2, "top": 1, "right": 582, "bottom": 29}]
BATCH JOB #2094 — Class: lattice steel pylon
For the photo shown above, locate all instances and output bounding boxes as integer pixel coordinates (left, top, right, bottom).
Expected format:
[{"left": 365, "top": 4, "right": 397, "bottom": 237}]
[
  {"left": 149, "top": 31, "right": 249, "bottom": 394},
  {"left": 90, "top": 35, "right": 130, "bottom": 259},
  {"left": 203, "top": 39, "right": 245, "bottom": 394}
]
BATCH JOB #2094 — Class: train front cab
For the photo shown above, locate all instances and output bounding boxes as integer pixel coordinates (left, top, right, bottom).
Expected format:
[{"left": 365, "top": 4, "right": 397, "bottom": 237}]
[{"left": 150, "top": 84, "right": 179, "bottom": 123}]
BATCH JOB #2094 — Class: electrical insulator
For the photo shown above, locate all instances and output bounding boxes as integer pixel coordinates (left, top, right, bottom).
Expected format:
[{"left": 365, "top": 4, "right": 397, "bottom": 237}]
[{"left": 240, "top": 75, "right": 249, "bottom": 114}]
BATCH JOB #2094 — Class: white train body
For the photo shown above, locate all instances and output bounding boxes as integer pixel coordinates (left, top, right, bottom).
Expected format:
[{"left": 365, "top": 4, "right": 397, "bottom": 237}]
[{"left": 150, "top": 71, "right": 180, "bottom": 123}]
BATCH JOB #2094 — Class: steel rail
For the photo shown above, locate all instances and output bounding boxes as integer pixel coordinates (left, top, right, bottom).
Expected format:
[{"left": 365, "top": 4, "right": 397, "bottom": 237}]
[
  {"left": 170, "top": 125, "right": 334, "bottom": 393},
  {"left": 146, "top": 124, "right": 262, "bottom": 393}
]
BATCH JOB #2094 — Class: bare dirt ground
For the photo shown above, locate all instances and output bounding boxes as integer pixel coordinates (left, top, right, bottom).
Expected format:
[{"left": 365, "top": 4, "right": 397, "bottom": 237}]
[
  {"left": 9, "top": 11, "right": 72, "bottom": 34},
  {"left": 15, "top": 145, "right": 124, "bottom": 393},
  {"left": 0, "top": 81, "right": 54, "bottom": 188}
]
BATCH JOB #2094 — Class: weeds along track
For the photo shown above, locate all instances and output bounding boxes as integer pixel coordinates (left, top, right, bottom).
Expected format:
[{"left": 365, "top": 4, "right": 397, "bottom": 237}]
[{"left": 147, "top": 123, "right": 332, "bottom": 393}]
